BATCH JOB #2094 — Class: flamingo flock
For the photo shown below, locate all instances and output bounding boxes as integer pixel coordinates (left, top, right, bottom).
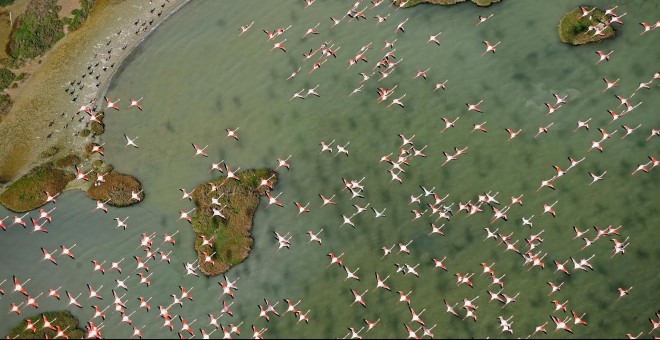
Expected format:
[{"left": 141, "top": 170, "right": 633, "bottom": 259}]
[{"left": 0, "top": 0, "right": 658, "bottom": 339}]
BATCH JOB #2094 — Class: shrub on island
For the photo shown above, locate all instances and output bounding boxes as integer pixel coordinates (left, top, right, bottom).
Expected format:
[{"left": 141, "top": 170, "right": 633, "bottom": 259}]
[
  {"left": 54, "top": 154, "right": 81, "bottom": 169},
  {"left": 78, "top": 128, "right": 91, "bottom": 137},
  {"left": 0, "top": 162, "right": 74, "bottom": 212},
  {"left": 86, "top": 171, "right": 143, "bottom": 207},
  {"left": 7, "top": 311, "right": 84, "bottom": 339},
  {"left": 90, "top": 121, "right": 104, "bottom": 135},
  {"left": 559, "top": 7, "right": 615, "bottom": 45},
  {"left": 191, "top": 168, "right": 277, "bottom": 276}
]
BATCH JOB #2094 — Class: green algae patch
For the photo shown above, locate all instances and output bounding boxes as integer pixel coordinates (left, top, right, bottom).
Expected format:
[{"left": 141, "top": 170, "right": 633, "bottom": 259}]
[
  {"left": 191, "top": 168, "right": 277, "bottom": 276},
  {"left": 86, "top": 171, "right": 143, "bottom": 207},
  {"left": 0, "top": 162, "right": 74, "bottom": 212},
  {"left": 8, "top": 311, "right": 84, "bottom": 339},
  {"left": 559, "top": 7, "right": 615, "bottom": 45}
]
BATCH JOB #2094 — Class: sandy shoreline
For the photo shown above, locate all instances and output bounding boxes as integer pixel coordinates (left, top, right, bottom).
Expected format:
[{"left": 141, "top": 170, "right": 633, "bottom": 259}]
[{"left": 0, "top": 0, "right": 190, "bottom": 190}]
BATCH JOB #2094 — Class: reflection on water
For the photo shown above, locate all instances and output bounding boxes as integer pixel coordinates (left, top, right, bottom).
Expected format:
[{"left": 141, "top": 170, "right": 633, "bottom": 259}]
[{"left": 1, "top": 0, "right": 659, "bottom": 338}]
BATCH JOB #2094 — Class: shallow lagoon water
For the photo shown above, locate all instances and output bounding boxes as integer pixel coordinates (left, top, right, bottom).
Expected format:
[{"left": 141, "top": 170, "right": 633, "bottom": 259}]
[{"left": 1, "top": 0, "right": 659, "bottom": 338}]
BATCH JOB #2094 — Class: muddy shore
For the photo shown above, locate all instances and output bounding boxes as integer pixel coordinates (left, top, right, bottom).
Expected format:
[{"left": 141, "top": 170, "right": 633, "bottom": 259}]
[{"left": 0, "top": 0, "right": 190, "bottom": 189}]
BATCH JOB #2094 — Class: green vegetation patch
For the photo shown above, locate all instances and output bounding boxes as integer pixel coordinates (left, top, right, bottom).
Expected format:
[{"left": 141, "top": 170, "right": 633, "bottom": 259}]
[
  {"left": 9, "top": 0, "right": 65, "bottom": 61},
  {"left": 0, "top": 93, "right": 11, "bottom": 116},
  {"left": 89, "top": 111, "right": 104, "bottom": 135},
  {"left": 54, "top": 154, "right": 81, "bottom": 169},
  {"left": 41, "top": 145, "right": 59, "bottom": 158},
  {"left": 0, "top": 162, "right": 74, "bottom": 212},
  {"left": 0, "top": 67, "right": 16, "bottom": 90},
  {"left": 396, "top": 0, "right": 501, "bottom": 7},
  {"left": 559, "top": 7, "right": 615, "bottom": 45},
  {"left": 90, "top": 121, "right": 104, "bottom": 135},
  {"left": 191, "top": 169, "right": 277, "bottom": 276},
  {"left": 86, "top": 171, "right": 142, "bottom": 207},
  {"left": 65, "top": 0, "right": 96, "bottom": 31},
  {"left": 8, "top": 311, "right": 84, "bottom": 339},
  {"left": 0, "top": 0, "right": 15, "bottom": 7}
]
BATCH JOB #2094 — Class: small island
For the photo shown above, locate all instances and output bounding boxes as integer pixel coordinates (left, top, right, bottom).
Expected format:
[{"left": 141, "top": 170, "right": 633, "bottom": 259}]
[
  {"left": 7, "top": 311, "right": 84, "bottom": 339},
  {"left": 559, "top": 7, "right": 615, "bottom": 45},
  {"left": 190, "top": 168, "right": 277, "bottom": 276},
  {"left": 0, "top": 154, "right": 143, "bottom": 212},
  {"left": 86, "top": 171, "right": 143, "bottom": 207},
  {"left": 0, "top": 106, "right": 143, "bottom": 212},
  {"left": 0, "top": 161, "right": 74, "bottom": 212},
  {"left": 395, "top": 0, "right": 501, "bottom": 7}
]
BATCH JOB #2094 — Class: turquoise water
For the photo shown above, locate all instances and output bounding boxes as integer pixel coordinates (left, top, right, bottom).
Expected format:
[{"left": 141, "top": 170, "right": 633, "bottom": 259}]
[{"left": 1, "top": 0, "right": 659, "bottom": 338}]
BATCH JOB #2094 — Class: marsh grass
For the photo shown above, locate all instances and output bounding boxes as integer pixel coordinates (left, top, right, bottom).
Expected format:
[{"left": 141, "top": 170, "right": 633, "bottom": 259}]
[
  {"left": 0, "top": 162, "right": 73, "bottom": 212},
  {"left": 8, "top": 0, "right": 65, "bottom": 61},
  {"left": 41, "top": 145, "right": 59, "bottom": 158},
  {"left": 90, "top": 111, "right": 104, "bottom": 135},
  {"left": 191, "top": 168, "right": 277, "bottom": 276},
  {"left": 54, "top": 154, "right": 81, "bottom": 169},
  {"left": 78, "top": 128, "right": 91, "bottom": 137},
  {"left": 91, "top": 160, "right": 112, "bottom": 173},
  {"left": 84, "top": 143, "right": 95, "bottom": 155},
  {"left": 0, "top": 67, "right": 16, "bottom": 90},
  {"left": 64, "top": 0, "right": 96, "bottom": 31},
  {"left": 86, "top": 171, "right": 142, "bottom": 207},
  {"left": 8, "top": 311, "right": 84, "bottom": 339},
  {"left": 0, "top": 93, "right": 11, "bottom": 116},
  {"left": 90, "top": 120, "right": 104, "bottom": 135},
  {"left": 559, "top": 7, "right": 615, "bottom": 45}
]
